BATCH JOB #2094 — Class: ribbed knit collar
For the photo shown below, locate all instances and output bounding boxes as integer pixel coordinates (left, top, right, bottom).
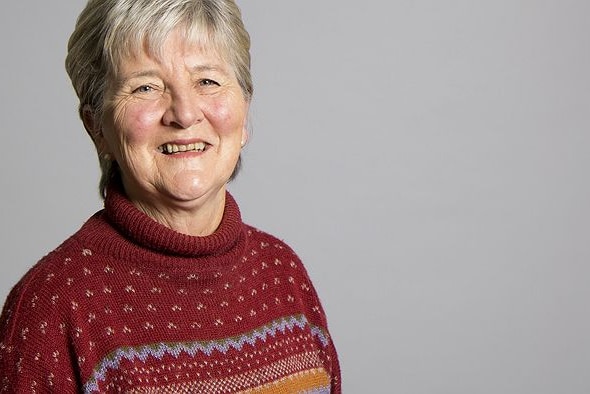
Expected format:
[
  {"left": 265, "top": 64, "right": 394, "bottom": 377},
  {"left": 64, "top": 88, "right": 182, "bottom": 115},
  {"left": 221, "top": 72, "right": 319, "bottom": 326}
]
[{"left": 97, "top": 179, "right": 245, "bottom": 261}]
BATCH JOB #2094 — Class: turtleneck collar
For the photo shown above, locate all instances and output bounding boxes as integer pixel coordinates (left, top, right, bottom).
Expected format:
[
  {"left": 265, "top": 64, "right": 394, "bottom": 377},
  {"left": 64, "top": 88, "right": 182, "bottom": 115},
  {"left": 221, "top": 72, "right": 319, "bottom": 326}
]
[{"left": 69, "top": 179, "right": 248, "bottom": 272}]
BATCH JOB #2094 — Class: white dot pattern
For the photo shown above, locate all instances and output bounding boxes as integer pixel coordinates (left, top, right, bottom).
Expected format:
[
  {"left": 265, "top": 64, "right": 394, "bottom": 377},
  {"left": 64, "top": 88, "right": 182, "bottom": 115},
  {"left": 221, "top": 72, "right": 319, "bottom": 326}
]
[{"left": 0, "top": 191, "right": 340, "bottom": 392}]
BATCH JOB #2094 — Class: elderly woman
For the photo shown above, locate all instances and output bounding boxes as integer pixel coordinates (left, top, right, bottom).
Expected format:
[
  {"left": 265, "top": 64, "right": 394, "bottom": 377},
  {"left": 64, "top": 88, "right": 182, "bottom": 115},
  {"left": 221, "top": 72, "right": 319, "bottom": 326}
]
[{"left": 0, "top": 0, "right": 340, "bottom": 392}]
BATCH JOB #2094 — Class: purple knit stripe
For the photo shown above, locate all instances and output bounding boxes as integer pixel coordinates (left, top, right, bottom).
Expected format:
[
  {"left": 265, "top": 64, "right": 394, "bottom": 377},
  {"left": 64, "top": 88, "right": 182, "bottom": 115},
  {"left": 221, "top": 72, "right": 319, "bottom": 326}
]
[{"left": 83, "top": 314, "right": 329, "bottom": 393}]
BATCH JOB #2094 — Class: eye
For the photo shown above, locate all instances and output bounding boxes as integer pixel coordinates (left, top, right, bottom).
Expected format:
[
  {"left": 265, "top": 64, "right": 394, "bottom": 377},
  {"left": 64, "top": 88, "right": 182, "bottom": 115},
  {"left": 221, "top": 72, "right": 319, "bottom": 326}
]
[
  {"left": 199, "top": 79, "right": 220, "bottom": 87},
  {"left": 133, "top": 85, "right": 155, "bottom": 94}
]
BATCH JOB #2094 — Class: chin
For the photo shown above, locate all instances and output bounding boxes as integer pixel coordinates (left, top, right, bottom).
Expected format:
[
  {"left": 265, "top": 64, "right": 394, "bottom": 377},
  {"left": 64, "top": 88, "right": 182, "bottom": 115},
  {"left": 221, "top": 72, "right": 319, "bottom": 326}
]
[{"left": 163, "top": 177, "right": 227, "bottom": 204}]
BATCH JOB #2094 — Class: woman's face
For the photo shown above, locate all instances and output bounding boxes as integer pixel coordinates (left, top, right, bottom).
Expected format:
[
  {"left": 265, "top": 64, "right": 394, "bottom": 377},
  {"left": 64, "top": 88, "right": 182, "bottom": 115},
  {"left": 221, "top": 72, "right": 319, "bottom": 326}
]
[{"left": 96, "top": 29, "right": 248, "bottom": 216}]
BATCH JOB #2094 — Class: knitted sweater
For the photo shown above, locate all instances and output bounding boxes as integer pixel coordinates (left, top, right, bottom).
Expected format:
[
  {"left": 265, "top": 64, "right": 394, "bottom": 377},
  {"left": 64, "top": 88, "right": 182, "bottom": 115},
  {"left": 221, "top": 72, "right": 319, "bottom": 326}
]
[{"left": 0, "top": 183, "right": 340, "bottom": 393}]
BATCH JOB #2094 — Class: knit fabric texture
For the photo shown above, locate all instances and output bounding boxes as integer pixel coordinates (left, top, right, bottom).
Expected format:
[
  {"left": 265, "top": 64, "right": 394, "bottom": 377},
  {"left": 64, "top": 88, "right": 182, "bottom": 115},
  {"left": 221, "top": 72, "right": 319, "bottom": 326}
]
[{"left": 0, "top": 182, "right": 340, "bottom": 393}]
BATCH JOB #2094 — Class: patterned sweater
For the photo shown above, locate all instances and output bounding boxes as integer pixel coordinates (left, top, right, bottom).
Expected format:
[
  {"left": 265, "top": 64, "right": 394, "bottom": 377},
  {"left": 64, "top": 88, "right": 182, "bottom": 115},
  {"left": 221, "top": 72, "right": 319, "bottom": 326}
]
[{"left": 0, "top": 183, "right": 340, "bottom": 393}]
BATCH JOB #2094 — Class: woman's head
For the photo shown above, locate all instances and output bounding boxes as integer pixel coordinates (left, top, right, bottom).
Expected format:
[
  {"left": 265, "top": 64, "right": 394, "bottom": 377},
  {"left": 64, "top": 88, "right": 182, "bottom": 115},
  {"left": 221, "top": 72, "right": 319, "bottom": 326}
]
[{"left": 66, "top": 0, "right": 252, "bottom": 198}]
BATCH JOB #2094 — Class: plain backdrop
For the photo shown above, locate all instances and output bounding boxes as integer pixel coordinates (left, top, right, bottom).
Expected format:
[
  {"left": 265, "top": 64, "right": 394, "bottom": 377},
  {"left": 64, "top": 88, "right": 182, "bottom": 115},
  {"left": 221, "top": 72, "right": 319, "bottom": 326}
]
[{"left": 1, "top": 1, "right": 589, "bottom": 392}]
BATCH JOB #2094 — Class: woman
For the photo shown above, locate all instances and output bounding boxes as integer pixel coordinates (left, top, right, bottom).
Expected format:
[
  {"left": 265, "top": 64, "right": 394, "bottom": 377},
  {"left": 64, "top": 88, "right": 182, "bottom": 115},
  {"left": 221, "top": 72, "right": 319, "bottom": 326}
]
[{"left": 0, "top": 0, "right": 340, "bottom": 392}]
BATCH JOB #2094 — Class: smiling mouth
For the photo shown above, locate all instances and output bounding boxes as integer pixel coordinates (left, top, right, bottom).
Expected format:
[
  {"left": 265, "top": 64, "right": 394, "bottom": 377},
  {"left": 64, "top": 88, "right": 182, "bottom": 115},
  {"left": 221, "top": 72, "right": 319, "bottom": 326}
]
[{"left": 158, "top": 142, "right": 208, "bottom": 155}]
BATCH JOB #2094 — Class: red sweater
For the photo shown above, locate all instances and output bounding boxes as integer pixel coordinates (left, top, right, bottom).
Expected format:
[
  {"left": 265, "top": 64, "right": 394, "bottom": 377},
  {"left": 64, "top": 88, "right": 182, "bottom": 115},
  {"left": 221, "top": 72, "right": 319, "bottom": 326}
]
[{"left": 0, "top": 183, "right": 340, "bottom": 393}]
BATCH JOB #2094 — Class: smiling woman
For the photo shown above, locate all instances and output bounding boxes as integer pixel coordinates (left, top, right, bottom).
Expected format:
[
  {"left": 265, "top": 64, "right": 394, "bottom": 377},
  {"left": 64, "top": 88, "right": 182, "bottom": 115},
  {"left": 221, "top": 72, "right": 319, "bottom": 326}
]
[
  {"left": 0, "top": 0, "right": 340, "bottom": 392},
  {"left": 89, "top": 29, "right": 249, "bottom": 235}
]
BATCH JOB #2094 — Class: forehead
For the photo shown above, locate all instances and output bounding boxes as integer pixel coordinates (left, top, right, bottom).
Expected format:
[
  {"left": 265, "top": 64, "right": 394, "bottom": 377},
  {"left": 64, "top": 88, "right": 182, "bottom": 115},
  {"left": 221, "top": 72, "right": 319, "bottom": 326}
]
[
  {"left": 109, "top": 25, "right": 233, "bottom": 78},
  {"left": 123, "top": 43, "right": 230, "bottom": 76}
]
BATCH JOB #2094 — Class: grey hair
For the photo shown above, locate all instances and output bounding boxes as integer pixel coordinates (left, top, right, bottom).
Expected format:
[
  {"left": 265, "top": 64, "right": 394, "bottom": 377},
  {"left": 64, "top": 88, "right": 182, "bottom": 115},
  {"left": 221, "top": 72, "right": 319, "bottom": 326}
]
[{"left": 65, "top": 0, "right": 252, "bottom": 198}]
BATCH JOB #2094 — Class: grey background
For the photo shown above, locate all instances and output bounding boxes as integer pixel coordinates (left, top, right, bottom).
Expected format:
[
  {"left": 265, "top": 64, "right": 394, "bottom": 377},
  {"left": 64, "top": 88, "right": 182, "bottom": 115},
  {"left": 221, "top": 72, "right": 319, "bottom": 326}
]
[{"left": 1, "top": 1, "right": 589, "bottom": 392}]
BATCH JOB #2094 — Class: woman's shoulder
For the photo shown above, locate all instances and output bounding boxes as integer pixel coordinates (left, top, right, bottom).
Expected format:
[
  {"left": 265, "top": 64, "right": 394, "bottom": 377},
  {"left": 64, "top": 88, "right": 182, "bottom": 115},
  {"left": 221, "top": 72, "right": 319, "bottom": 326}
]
[
  {"left": 240, "top": 224, "right": 319, "bottom": 283},
  {"left": 0, "top": 218, "right": 112, "bottom": 387},
  {"left": 0, "top": 218, "right": 105, "bottom": 325},
  {"left": 243, "top": 224, "right": 301, "bottom": 260},
  {"left": 4, "top": 240, "right": 80, "bottom": 298}
]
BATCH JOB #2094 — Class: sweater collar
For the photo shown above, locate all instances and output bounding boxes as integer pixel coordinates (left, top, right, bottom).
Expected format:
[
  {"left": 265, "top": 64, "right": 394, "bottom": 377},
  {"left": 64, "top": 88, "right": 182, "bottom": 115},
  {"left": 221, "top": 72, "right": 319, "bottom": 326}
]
[{"left": 103, "top": 180, "right": 244, "bottom": 258}]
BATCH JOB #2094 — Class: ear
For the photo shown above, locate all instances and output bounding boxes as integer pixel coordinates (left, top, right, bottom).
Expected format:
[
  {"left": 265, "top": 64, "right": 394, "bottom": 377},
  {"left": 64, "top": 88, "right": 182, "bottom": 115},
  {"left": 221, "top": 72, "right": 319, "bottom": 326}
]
[
  {"left": 82, "top": 105, "right": 109, "bottom": 155},
  {"left": 240, "top": 104, "right": 250, "bottom": 148},
  {"left": 240, "top": 125, "right": 249, "bottom": 148}
]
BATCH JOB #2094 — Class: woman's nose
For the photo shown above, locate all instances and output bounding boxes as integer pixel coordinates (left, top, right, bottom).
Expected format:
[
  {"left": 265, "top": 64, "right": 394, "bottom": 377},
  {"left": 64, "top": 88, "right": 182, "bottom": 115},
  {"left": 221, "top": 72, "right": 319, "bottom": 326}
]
[{"left": 162, "top": 90, "right": 203, "bottom": 129}]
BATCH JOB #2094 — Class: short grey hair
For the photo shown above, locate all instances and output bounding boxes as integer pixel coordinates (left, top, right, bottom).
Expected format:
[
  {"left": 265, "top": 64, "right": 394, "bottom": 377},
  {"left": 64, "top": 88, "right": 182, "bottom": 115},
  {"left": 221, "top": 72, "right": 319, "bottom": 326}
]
[{"left": 65, "top": 0, "right": 252, "bottom": 198}]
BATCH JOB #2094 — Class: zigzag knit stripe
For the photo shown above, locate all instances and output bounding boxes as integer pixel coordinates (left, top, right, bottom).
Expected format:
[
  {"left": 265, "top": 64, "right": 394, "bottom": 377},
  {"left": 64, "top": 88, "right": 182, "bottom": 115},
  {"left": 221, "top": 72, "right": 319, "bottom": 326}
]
[{"left": 83, "top": 314, "right": 329, "bottom": 393}]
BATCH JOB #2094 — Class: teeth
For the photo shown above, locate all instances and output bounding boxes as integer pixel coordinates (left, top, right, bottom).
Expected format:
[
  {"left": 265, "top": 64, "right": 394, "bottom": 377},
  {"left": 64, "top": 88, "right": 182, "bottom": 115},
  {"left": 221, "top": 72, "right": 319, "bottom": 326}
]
[{"left": 160, "top": 142, "right": 207, "bottom": 154}]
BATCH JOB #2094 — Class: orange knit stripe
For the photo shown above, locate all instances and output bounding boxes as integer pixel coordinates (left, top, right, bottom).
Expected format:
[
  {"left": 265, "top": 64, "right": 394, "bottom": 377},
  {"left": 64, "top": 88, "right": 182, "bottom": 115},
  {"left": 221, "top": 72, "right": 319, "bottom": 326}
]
[{"left": 245, "top": 368, "right": 331, "bottom": 393}]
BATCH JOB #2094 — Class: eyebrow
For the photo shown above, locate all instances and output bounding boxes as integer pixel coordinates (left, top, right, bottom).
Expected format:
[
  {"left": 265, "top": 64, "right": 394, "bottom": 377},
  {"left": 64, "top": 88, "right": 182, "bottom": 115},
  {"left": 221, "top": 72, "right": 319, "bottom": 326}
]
[
  {"left": 112, "top": 70, "right": 159, "bottom": 90},
  {"left": 114, "top": 64, "right": 230, "bottom": 88},
  {"left": 120, "top": 70, "right": 159, "bottom": 81},
  {"left": 190, "top": 64, "right": 230, "bottom": 75}
]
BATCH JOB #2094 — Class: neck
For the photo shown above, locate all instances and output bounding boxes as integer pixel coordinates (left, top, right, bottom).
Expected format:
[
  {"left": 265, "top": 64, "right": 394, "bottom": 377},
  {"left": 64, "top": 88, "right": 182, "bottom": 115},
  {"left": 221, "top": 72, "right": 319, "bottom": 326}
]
[
  {"left": 104, "top": 182, "right": 244, "bottom": 258},
  {"left": 129, "top": 189, "right": 227, "bottom": 237}
]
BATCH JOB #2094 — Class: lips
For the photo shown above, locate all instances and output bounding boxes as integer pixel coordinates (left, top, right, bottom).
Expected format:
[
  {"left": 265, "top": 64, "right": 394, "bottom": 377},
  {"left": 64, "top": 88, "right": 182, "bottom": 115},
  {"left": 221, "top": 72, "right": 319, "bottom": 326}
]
[{"left": 158, "top": 141, "right": 208, "bottom": 154}]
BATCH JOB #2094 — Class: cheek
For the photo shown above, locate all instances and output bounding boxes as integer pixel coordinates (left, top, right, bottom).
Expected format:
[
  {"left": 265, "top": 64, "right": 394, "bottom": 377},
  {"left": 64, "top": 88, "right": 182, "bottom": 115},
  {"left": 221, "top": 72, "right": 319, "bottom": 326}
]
[
  {"left": 115, "top": 102, "right": 162, "bottom": 144},
  {"left": 207, "top": 98, "right": 247, "bottom": 135}
]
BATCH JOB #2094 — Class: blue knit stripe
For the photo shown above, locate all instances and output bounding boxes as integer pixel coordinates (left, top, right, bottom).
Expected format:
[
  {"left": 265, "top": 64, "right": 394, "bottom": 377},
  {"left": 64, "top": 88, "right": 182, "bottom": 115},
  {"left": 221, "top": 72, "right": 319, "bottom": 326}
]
[
  {"left": 302, "top": 387, "right": 331, "bottom": 394},
  {"left": 83, "top": 314, "right": 329, "bottom": 393}
]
